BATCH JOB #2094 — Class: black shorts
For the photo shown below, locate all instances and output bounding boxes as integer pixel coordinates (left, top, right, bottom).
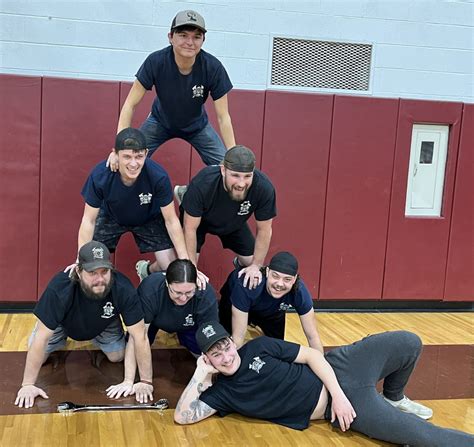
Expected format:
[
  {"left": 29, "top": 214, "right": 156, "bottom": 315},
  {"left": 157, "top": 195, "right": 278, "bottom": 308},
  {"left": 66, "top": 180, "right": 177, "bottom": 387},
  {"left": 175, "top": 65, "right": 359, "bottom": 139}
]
[
  {"left": 93, "top": 209, "right": 174, "bottom": 253},
  {"left": 197, "top": 223, "right": 255, "bottom": 257}
]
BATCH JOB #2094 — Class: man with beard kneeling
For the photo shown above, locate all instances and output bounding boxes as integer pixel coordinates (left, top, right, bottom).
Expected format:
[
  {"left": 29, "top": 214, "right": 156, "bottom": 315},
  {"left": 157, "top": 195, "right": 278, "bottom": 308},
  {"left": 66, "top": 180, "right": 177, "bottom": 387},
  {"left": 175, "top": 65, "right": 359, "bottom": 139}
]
[
  {"left": 14, "top": 241, "right": 153, "bottom": 408},
  {"left": 177, "top": 145, "right": 276, "bottom": 290},
  {"left": 174, "top": 321, "right": 473, "bottom": 447}
]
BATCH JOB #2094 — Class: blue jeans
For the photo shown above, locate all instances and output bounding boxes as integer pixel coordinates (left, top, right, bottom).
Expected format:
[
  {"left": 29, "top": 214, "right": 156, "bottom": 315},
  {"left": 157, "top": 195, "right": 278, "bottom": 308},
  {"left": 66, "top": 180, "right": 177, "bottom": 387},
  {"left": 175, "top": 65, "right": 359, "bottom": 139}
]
[{"left": 140, "top": 114, "right": 226, "bottom": 166}]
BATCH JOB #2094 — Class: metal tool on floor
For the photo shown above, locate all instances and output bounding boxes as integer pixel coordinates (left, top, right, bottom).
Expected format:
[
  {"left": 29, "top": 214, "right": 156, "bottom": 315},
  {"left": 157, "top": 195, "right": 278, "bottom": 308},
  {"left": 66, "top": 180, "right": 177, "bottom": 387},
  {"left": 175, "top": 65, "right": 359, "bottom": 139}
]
[{"left": 57, "top": 398, "right": 169, "bottom": 413}]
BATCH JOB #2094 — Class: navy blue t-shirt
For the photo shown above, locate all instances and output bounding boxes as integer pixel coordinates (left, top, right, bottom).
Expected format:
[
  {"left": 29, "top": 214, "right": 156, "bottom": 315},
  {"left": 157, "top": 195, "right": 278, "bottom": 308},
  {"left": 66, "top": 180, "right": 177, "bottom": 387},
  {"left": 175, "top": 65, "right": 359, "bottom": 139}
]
[
  {"left": 182, "top": 166, "right": 277, "bottom": 235},
  {"left": 137, "top": 273, "right": 218, "bottom": 333},
  {"left": 34, "top": 271, "right": 143, "bottom": 341},
  {"left": 224, "top": 270, "right": 313, "bottom": 317},
  {"left": 200, "top": 336, "right": 323, "bottom": 430},
  {"left": 81, "top": 159, "right": 173, "bottom": 226},
  {"left": 136, "top": 46, "right": 232, "bottom": 135}
]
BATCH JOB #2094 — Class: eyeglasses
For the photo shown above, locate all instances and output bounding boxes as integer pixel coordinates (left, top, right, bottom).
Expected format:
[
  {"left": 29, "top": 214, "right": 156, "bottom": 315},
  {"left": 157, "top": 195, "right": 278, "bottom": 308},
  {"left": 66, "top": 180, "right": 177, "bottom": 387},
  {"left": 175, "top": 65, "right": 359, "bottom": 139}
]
[{"left": 168, "top": 286, "right": 196, "bottom": 298}]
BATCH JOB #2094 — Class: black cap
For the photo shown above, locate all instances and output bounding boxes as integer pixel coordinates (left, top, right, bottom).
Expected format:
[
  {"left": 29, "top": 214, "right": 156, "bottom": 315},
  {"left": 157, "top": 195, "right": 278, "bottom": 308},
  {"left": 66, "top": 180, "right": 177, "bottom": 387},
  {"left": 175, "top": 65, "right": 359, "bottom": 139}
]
[
  {"left": 115, "top": 128, "right": 147, "bottom": 151},
  {"left": 171, "top": 10, "right": 206, "bottom": 33},
  {"left": 268, "top": 252, "right": 298, "bottom": 276},
  {"left": 223, "top": 145, "right": 256, "bottom": 172},
  {"left": 196, "top": 321, "right": 230, "bottom": 353},
  {"left": 78, "top": 241, "right": 113, "bottom": 272}
]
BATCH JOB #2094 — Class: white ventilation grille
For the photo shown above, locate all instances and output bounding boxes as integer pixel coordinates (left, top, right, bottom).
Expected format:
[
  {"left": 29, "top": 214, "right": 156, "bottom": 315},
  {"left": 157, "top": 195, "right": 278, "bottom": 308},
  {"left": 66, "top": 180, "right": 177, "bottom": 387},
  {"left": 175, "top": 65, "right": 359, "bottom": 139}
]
[{"left": 271, "top": 37, "right": 372, "bottom": 91}]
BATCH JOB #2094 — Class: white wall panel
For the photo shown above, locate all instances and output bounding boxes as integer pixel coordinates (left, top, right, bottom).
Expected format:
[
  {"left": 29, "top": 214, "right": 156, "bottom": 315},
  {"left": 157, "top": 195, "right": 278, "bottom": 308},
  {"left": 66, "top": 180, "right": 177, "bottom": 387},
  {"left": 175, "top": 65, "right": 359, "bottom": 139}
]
[{"left": 0, "top": 0, "right": 472, "bottom": 102}]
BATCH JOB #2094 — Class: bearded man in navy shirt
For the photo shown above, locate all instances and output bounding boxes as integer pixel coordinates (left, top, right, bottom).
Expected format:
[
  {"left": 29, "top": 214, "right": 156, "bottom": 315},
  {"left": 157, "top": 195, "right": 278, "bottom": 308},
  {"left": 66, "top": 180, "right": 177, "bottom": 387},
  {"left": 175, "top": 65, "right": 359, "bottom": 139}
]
[
  {"left": 107, "top": 10, "right": 235, "bottom": 170},
  {"left": 78, "top": 128, "right": 189, "bottom": 280}
]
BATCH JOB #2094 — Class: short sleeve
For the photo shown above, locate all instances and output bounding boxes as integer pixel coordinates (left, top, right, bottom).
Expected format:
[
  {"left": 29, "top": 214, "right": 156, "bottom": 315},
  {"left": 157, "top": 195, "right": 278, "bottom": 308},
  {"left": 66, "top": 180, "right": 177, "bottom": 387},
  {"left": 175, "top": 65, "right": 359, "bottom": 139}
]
[{"left": 293, "top": 281, "right": 314, "bottom": 315}]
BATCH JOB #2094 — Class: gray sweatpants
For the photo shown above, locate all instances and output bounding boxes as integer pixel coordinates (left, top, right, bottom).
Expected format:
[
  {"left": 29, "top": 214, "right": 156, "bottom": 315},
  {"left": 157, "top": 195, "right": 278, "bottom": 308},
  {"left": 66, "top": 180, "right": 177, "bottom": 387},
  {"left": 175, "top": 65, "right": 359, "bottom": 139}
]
[{"left": 324, "top": 331, "right": 473, "bottom": 447}]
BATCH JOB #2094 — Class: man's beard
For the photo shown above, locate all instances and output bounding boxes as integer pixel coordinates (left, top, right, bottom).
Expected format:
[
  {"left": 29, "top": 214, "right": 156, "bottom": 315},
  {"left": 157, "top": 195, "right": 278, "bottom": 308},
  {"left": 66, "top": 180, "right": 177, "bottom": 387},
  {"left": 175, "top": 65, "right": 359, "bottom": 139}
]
[
  {"left": 224, "top": 180, "right": 249, "bottom": 202},
  {"left": 80, "top": 275, "right": 113, "bottom": 300}
]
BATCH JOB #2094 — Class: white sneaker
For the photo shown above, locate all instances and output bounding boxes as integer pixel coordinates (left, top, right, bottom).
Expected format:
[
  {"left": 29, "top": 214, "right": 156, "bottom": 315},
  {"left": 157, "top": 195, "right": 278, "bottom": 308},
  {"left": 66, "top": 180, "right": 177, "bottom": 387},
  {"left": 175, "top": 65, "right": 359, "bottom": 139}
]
[
  {"left": 383, "top": 395, "right": 433, "bottom": 420},
  {"left": 135, "top": 260, "right": 150, "bottom": 282},
  {"left": 173, "top": 185, "right": 188, "bottom": 205}
]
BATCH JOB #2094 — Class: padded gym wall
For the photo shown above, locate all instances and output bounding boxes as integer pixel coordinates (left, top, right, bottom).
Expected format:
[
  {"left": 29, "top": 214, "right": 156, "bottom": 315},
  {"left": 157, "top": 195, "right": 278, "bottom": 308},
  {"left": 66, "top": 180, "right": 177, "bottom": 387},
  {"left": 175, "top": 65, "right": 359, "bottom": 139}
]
[
  {"left": 383, "top": 99, "right": 463, "bottom": 300},
  {"left": 444, "top": 103, "right": 473, "bottom": 301},
  {"left": 319, "top": 96, "right": 399, "bottom": 299},
  {"left": 0, "top": 75, "right": 41, "bottom": 301},
  {"left": 261, "top": 91, "right": 333, "bottom": 296},
  {"left": 38, "top": 77, "right": 120, "bottom": 295}
]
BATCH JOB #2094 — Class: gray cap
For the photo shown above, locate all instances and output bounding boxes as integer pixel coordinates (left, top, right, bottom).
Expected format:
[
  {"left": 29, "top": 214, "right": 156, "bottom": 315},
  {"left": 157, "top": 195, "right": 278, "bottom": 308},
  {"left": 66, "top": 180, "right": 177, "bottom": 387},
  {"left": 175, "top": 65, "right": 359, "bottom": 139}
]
[
  {"left": 196, "top": 321, "right": 230, "bottom": 353},
  {"left": 78, "top": 241, "right": 113, "bottom": 272},
  {"left": 171, "top": 10, "right": 206, "bottom": 33},
  {"left": 223, "top": 145, "right": 256, "bottom": 172},
  {"left": 115, "top": 127, "right": 147, "bottom": 151}
]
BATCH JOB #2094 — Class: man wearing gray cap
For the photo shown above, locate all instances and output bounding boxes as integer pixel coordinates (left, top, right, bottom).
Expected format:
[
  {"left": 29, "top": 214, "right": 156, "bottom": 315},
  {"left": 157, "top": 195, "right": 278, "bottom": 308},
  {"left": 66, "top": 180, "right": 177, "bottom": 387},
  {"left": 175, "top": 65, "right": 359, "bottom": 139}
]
[
  {"left": 14, "top": 241, "right": 153, "bottom": 409},
  {"left": 219, "top": 251, "right": 324, "bottom": 352},
  {"left": 179, "top": 145, "right": 276, "bottom": 289},
  {"left": 174, "top": 321, "right": 473, "bottom": 446},
  {"left": 107, "top": 9, "right": 235, "bottom": 169}
]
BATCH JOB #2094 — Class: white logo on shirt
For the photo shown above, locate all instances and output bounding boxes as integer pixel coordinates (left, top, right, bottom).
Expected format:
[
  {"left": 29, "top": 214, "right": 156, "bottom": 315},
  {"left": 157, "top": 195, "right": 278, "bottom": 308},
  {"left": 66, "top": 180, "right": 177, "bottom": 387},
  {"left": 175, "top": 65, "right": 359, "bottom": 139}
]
[
  {"left": 192, "top": 85, "right": 204, "bottom": 98},
  {"left": 101, "top": 302, "right": 115, "bottom": 319},
  {"left": 183, "top": 314, "right": 194, "bottom": 327},
  {"left": 237, "top": 200, "right": 251, "bottom": 216},
  {"left": 92, "top": 247, "right": 104, "bottom": 259},
  {"left": 279, "top": 303, "right": 291, "bottom": 311},
  {"left": 139, "top": 193, "right": 152, "bottom": 205},
  {"left": 249, "top": 356, "right": 265, "bottom": 374}
]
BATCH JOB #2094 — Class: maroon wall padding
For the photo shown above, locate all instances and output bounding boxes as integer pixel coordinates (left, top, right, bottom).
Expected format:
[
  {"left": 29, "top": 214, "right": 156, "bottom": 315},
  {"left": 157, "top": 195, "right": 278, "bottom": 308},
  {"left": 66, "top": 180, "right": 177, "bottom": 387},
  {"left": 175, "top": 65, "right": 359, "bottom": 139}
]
[
  {"left": 444, "top": 104, "right": 474, "bottom": 301},
  {"left": 383, "top": 100, "right": 463, "bottom": 300},
  {"left": 0, "top": 75, "right": 41, "bottom": 301},
  {"left": 261, "top": 91, "right": 334, "bottom": 297},
  {"left": 113, "top": 83, "right": 192, "bottom": 285},
  {"left": 319, "top": 96, "right": 399, "bottom": 299},
  {"left": 38, "top": 77, "right": 120, "bottom": 295},
  {"left": 192, "top": 90, "right": 266, "bottom": 290}
]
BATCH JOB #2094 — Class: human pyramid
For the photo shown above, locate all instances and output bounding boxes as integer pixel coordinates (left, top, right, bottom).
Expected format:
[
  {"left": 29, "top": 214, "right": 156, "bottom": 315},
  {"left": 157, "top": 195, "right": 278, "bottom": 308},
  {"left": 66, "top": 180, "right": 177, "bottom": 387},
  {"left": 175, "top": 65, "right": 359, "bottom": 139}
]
[{"left": 14, "top": 9, "right": 473, "bottom": 447}]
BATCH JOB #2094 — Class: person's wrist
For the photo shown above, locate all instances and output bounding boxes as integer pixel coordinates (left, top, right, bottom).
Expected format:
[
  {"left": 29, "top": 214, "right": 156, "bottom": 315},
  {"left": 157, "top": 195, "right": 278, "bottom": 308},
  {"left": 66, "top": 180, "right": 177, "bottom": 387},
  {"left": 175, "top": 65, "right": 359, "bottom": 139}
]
[
  {"left": 21, "top": 383, "right": 34, "bottom": 387},
  {"left": 139, "top": 380, "right": 153, "bottom": 386}
]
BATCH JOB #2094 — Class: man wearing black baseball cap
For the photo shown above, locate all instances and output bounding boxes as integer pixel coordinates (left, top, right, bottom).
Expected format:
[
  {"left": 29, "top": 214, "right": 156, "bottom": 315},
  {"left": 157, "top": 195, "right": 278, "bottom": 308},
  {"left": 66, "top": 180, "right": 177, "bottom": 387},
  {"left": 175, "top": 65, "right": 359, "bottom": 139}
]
[
  {"left": 15, "top": 241, "right": 154, "bottom": 409},
  {"left": 174, "top": 321, "right": 473, "bottom": 446},
  {"left": 107, "top": 9, "right": 235, "bottom": 171},
  {"left": 219, "top": 251, "right": 324, "bottom": 352},
  {"left": 78, "top": 127, "right": 188, "bottom": 280},
  {"left": 179, "top": 145, "right": 277, "bottom": 290}
]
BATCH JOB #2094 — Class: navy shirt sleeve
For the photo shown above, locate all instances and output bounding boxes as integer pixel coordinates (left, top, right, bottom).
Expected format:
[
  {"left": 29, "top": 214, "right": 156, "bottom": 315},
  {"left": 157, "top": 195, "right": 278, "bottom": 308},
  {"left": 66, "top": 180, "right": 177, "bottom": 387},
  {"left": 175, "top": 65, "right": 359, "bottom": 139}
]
[
  {"left": 181, "top": 171, "right": 207, "bottom": 218},
  {"left": 81, "top": 162, "right": 106, "bottom": 209},
  {"left": 114, "top": 273, "right": 144, "bottom": 327},
  {"left": 33, "top": 272, "right": 71, "bottom": 330},
  {"left": 293, "top": 280, "right": 314, "bottom": 315},
  {"left": 136, "top": 52, "right": 158, "bottom": 91},
  {"left": 208, "top": 61, "right": 232, "bottom": 101},
  {"left": 195, "top": 285, "right": 218, "bottom": 324},
  {"left": 228, "top": 270, "right": 262, "bottom": 313},
  {"left": 137, "top": 273, "right": 167, "bottom": 324},
  {"left": 254, "top": 173, "right": 277, "bottom": 222}
]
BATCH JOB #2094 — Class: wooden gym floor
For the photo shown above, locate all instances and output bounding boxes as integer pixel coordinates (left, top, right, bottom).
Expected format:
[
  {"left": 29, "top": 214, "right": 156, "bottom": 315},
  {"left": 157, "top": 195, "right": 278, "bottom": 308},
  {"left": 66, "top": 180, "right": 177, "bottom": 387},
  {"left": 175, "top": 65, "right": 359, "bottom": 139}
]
[{"left": 0, "top": 312, "right": 472, "bottom": 446}]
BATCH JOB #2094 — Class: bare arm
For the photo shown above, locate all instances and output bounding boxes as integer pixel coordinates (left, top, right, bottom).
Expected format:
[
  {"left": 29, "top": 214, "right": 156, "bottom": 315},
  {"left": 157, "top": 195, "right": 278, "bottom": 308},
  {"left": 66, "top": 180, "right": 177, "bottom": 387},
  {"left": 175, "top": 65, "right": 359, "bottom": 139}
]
[
  {"left": 239, "top": 219, "right": 273, "bottom": 288},
  {"left": 117, "top": 79, "right": 147, "bottom": 133},
  {"left": 127, "top": 319, "right": 153, "bottom": 403},
  {"left": 231, "top": 305, "right": 249, "bottom": 349},
  {"left": 299, "top": 309, "right": 324, "bottom": 353},
  {"left": 106, "top": 323, "right": 151, "bottom": 399},
  {"left": 183, "top": 212, "right": 202, "bottom": 266},
  {"left": 174, "top": 355, "right": 218, "bottom": 424},
  {"left": 14, "top": 321, "right": 54, "bottom": 408},
  {"left": 161, "top": 202, "right": 188, "bottom": 259},
  {"left": 77, "top": 203, "right": 100, "bottom": 251},
  {"left": 294, "top": 345, "right": 356, "bottom": 431},
  {"left": 213, "top": 94, "right": 235, "bottom": 149}
]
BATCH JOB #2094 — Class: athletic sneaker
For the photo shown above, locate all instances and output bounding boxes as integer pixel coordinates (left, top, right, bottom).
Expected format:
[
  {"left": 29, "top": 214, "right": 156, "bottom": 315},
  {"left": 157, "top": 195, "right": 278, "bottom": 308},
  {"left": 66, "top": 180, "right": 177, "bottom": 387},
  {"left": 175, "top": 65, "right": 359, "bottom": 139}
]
[
  {"left": 135, "top": 260, "right": 150, "bottom": 282},
  {"left": 232, "top": 256, "right": 242, "bottom": 270},
  {"left": 174, "top": 185, "right": 188, "bottom": 205},
  {"left": 383, "top": 395, "right": 433, "bottom": 420}
]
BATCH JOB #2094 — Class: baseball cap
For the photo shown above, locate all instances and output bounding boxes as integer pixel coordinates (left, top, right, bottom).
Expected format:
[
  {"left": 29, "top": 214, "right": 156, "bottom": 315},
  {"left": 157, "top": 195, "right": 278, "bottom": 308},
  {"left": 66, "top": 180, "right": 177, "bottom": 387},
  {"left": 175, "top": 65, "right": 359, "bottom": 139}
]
[
  {"left": 223, "top": 145, "right": 256, "bottom": 172},
  {"left": 78, "top": 241, "right": 114, "bottom": 272},
  {"left": 171, "top": 10, "right": 206, "bottom": 33},
  {"left": 268, "top": 252, "right": 298, "bottom": 276},
  {"left": 196, "top": 321, "right": 230, "bottom": 353},
  {"left": 115, "top": 128, "right": 147, "bottom": 151}
]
